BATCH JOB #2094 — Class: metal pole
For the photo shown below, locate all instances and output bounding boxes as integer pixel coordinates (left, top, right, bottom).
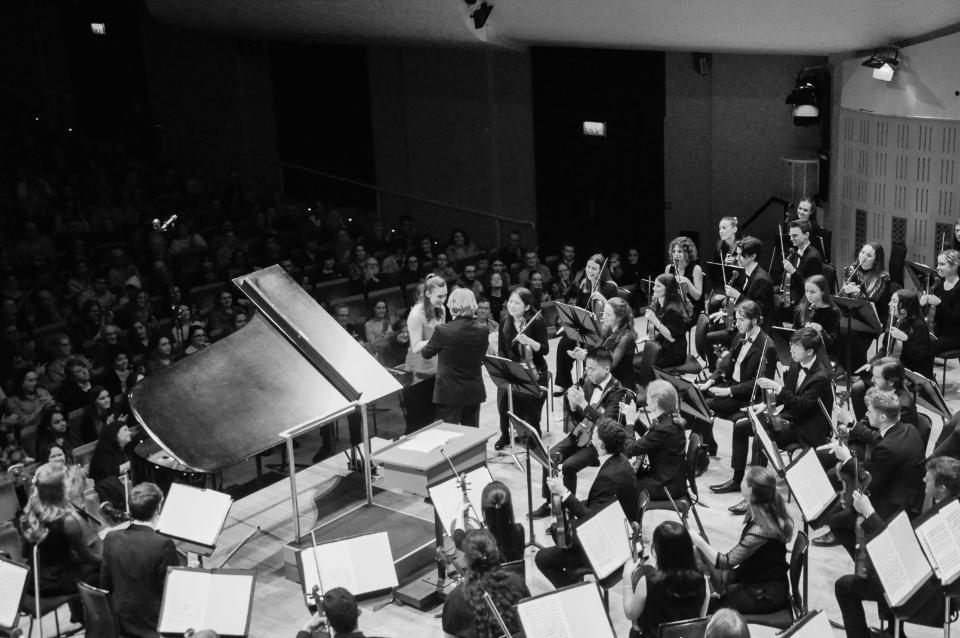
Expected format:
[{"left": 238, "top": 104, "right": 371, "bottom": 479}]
[
  {"left": 361, "top": 403, "right": 373, "bottom": 505},
  {"left": 287, "top": 436, "right": 301, "bottom": 541}
]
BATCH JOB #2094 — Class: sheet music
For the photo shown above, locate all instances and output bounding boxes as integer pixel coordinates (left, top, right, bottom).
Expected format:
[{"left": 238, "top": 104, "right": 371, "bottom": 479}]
[
  {"left": 397, "top": 429, "right": 463, "bottom": 453},
  {"left": 299, "top": 531, "right": 398, "bottom": 602},
  {"left": 575, "top": 500, "right": 631, "bottom": 579},
  {"left": 158, "top": 483, "right": 232, "bottom": 548},
  {"left": 916, "top": 500, "right": 960, "bottom": 585},
  {"left": 784, "top": 450, "right": 835, "bottom": 521},
  {"left": 428, "top": 466, "right": 493, "bottom": 537},
  {"left": 866, "top": 512, "right": 933, "bottom": 607},
  {"left": 518, "top": 582, "right": 616, "bottom": 638},
  {"left": 158, "top": 569, "right": 254, "bottom": 636},
  {"left": 0, "top": 559, "right": 28, "bottom": 629},
  {"left": 781, "top": 609, "right": 833, "bottom": 637},
  {"left": 748, "top": 408, "right": 783, "bottom": 472}
]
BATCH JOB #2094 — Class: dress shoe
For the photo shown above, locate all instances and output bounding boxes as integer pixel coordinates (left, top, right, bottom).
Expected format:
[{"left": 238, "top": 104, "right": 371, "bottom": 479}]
[
  {"left": 530, "top": 502, "right": 552, "bottom": 519},
  {"left": 493, "top": 436, "right": 509, "bottom": 451},
  {"left": 728, "top": 499, "right": 748, "bottom": 515},
  {"left": 552, "top": 388, "right": 566, "bottom": 398},
  {"left": 709, "top": 479, "right": 741, "bottom": 494},
  {"left": 812, "top": 531, "right": 839, "bottom": 547}
]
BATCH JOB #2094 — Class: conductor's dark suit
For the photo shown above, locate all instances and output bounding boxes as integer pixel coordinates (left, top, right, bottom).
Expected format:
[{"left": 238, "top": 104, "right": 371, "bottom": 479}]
[
  {"left": 422, "top": 315, "right": 491, "bottom": 427},
  {"left": 535, "top": 452, "right": 639, "bottom": 587},
  {"left": 100, "top": 523, "right": 182, "bottom": 638}
]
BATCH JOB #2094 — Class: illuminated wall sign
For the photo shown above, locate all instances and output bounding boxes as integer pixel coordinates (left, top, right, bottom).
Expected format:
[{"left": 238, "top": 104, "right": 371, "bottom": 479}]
[
  {"left": 582, "top": 121, "right": 607, "bottom": 137},
  {"left": 90, "top": 23, "right": 106, "bottom": 35}
]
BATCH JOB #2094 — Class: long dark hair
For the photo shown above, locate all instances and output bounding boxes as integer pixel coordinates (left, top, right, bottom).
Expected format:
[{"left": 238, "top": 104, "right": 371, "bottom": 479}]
[
  {"left": 481, "top": 481, "right": 518, "bottom": 560},
  {"left": 462, "top": 530, "right": 527, "bottom": 638},
  {"left": 895, "top": 288, "right": 923, "bottom": 324},
  {"left": 798, "top": 274, "right": 838, "bottom": 324},
  {"left": 745, "top": 466, "right": 794, "bottom": 542},
  {"left": 649, "top": 521, "right": 703, "bottom": 599},
  {"left": 653, "top": 273, "right": 684, "bottom": 317}
]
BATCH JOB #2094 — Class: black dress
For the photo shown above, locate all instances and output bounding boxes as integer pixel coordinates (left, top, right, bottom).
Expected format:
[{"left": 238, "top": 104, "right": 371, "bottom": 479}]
[
  {"left": 793, "top": 303, "right": 841, "bottom": 358},
  {"left": 629, "top": 563, "right": 706, "bottom": 638},
  {"left": 497, "top": 315, "right": 549, "bottom": 440},
  {"left": 713, "top": 523, "right": 789, "bottom": 615}
]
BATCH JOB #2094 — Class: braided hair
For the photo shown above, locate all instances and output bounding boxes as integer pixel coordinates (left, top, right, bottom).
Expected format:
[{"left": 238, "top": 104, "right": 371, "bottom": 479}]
[{"left": 462, "top": 529, "right": 529, "bottom": 638}]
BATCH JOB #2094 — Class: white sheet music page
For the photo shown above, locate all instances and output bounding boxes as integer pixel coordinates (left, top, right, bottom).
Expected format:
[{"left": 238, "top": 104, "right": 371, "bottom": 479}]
[
  {"left": 518, "top": 591, "right": 571, "bottom": 638},
  {"left": 158, "top": 570, "right": 254, "bottom": 636},
  {"left": 748, "top": 409, "right": 783, "bottom": 472},
  {"left": 917, "top": 500, "right": 960, "bottom": 585},
  {"left": 866, "top": 512, "right": 933, "bottom": 607},
  {"left": 397, "top": 429, "right": 463, "bottom": 453},
  {"left": 576, "top": 500, "right": 631, "bottom": 579},
  {"left": 784, "top": 451, "right": 835, "bottom": 521},
  {"left": 428, "top": 466, "right": 493, "bottom": 537},
  {"left": 518, "top": 582, "right": 616, "bottom": 638},
  {"left": 0, "top": 559, "right": 28, "bottom": 629},
  {"left": 157, "top": 483, "right": 233, "bottom": 548},
  {"left": 300, "top": 531, "right": 398, "bottom": 599}
]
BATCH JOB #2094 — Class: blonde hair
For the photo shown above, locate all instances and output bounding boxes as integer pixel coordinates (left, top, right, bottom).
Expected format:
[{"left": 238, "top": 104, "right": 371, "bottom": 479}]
[
  {"left": 20, "top": 462, "right": 72, "bottom": 544},
  {"left": 447, "top": 287, "right": 478, "bottom": 318}
]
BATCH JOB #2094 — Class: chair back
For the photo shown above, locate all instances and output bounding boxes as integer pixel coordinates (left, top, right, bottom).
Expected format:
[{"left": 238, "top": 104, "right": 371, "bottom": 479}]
[
  {"left": 540, "top": 301, "right": 559, "bottom": 332},
  {"left": 0, "top": 521, "right": 22, "bottom": 561},
  {"left": 77, "top": 582, "right": 120, "bottom": 638},
  {"left": 789, "top": 531, "right": 809, "bottom": 617},
  {"left": 889, "top": 242, "right": 907, "bottom": 286},
  {"left": 658, "top": 616, "right": 710, "bottom": 638},
  {"left": 73, "top": 441, "right": 98, "bottom": 473},
  {"left": 684, "top": 432, "right": 704, "bottom": 499},
  {"left": 821, "top": 262, "right": 838, "bottom": 295},
  {"left": 0, "top": 478, "right": 18, "bottom": 525},
  {"left": 693, "top": 313, "right": 710, "bottom": 361},
  {"left": 915, "top": 412, "right": 933, "bottom": 454}
]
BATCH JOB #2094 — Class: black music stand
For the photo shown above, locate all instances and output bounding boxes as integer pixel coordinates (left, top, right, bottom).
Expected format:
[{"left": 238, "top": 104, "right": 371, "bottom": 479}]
[
  {"left": 905, "top": 260, "right": 938, "bottom": 292},
  {"left": 834, "top": 296, "right": 882, "bottom": 394},
  {"left": 653, "top": 367, "right": 712, "bottom": 424},
  {"left": 508, "top": 411, "right": 552, "bottom": 551},
  {"left": 554, "top": 302, "right": 603, "bottom": 349},
  {"left": 484, "top": 355, "right": 541, "bottom": 472},
  {"left": 903, "top": 368, "right": 951, "bottom": 423}
]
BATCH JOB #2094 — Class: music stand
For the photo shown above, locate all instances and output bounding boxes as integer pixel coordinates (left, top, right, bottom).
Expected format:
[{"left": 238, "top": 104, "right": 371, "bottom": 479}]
[
  {"left": 834, "top": 296, "right": 882, "bottom": 394},
  {"left": 484, "top": 355, "right": 540, "bottom": 472},
  {"left": 653, "top": 367, "right": 712, "bottom": 423},
  {"left": 905, "top": 260, "right": 938, "bottom": 292},
  {"left": 903, "top": 368, "right": 951, "bottom": 423},
  {"left": 554, "top": 302, "right": 603, "bottom": 349},
  {"left": 508, "top": 411, "right": 551, "bottom": 551}
]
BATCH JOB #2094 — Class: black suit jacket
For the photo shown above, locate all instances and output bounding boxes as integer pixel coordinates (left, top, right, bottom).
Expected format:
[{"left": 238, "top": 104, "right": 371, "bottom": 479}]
[
  {"left": 788, "top": 244, "right": 824, "bottom": 307},
  {"left": 777, "top": 358, "right": 833, "bottom": 447},
  {"left": 568, "top": 376, "right": 624, "bottom": 424},
  {"left": 709, "top": 329, "right": 777, "bottom": 401},
  {"left": 100, "top": 523, "right": 182, "bottom": 638},
  {"left": 564, "top": 453, "right": 640, "bottom": 523},
  {"left": 422, "top": 316, "right": 491, "bottom": 405},
  {"left": 841, "top": 420, "right": 924, "bottom": 519},
  {"left": 623, "top": 412, "right": 686, "bottom": 496},
  {"left": 737, "top": 266, "right": 775, "bottom": 330}
]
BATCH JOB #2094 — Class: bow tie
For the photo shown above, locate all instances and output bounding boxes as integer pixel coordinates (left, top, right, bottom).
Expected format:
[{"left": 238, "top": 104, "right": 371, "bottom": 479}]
[{"left": 799, "top": 365, "right": 811, "bottom": 373}]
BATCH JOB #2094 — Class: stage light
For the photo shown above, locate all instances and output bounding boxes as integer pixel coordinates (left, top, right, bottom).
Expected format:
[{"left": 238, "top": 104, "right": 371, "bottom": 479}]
[
  {"left": 785, "top": 76, "right": 820, "bottom": 126},
  {"left": 471, "top": 2, "right": 493, "bottom": 29},
  {"left": 862, "top": 46, "right": 900, "bottom": 82}
]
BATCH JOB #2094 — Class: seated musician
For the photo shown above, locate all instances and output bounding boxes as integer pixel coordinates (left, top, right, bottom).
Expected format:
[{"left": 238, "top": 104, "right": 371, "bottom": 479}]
[
  {"left": 666, "top": 235, "right": 705, "bottom": 319},
  {"left": 793, "top": 274, "right": 840, "bottom": 359},
  {"left": 834, "top": 456, "right": 960, "bottom": 638},
  {"left": 635, "top": 274, "right": 687, "bottom": 387},
  {"left": 710, "top": 326, "right": 833, "bottom": 515},
  {"left": 846, "top": 356, "right": 917, "bottom": 434},
  {"left": 571, "top": 296, "right": 637, "bottom": 394},
  {"left": 532, "top": 347, "right": 624, "bottom": 518},
  {"left": 779, "top": 220, "right": 823, "bottom": 322},
  {"left": 442, "top": 529, "right": 529, "bottom": 638},
  {"left": 621, "top": 521, "right": 708, "bottom": 638},
  {"left": 689, "top": 467, "right": 793, "bottom": 615},
  {"left": 881, "top": 289, "right": 933, "bottom": 379},
  {"left": 295, "top": 587, "right": 380, "bottom": 638},
  {"left": 835, "top": 242, "right": 891, "bottom": 372},
  {"left": 535, "top": 419, "right": 639, "bottom": 588},
  {"left": 814, "top": 387, "right": 925, "bottom": 550},
  {"left": 450, "top": 481, "right": 524, "bottom": 564},
  {"left": 921, "top": 248, "right": 960, "bottom": 356},
  {"left": 704, "top": 237, "right": 774, "bottom": 370},
  {"left": 697, "top": 300, "right": 777, "bottom": 457},
  {"left": 619, "top": 380, "right": 686, "bottom": 519},
  {"left": 934, "top": 410, "right": 960, "bottom": 459}
]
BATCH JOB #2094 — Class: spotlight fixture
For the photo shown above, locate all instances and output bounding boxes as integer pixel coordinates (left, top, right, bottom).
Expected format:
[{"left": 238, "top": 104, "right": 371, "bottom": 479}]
[
  {"left": 785, "top": 74, "right": 820, "bottom": 126},
  {"left": 862, "top": 46, "right": 900, "bottom": 82},
  {"left": 470, "top": 2, "right": 493, "bottom": 29}
]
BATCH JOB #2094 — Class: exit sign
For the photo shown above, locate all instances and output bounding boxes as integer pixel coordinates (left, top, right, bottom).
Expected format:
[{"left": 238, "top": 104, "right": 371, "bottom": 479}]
[{"left": 582, "top": 121, "right": 607, "bottom": 137}]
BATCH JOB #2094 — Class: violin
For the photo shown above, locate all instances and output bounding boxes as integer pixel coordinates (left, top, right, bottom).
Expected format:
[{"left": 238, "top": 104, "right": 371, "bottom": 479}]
[
  {"left": 671, "top": 259, "right": 694, "bottom": 322},
  {"left": 550, "top": 452, "right": 572, "bottom": 549},
  {"left": 925, "top": 270, "right": 940, "bottom": 335},
  {"left": 513, "top": 310, "right": 542, "bottom": 370},
  {"left": 877, "top": 295, "right": 902, "bottom": 358},
  {"left": 308, "top": 531, "right": 332, "bottom": 637},
  {"left": 724, "top": 270, "right": 740, "bottom": 331}
]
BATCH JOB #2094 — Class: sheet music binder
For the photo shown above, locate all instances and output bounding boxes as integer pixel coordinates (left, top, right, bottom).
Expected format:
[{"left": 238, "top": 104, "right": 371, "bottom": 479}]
[
  {"left": 156, "top": 483, "right": 233, "bottom": 554},
  {"left": 0, "top": 555, "right": 28, "bottom": 630},
  {"left": 572, "top": 500, "right": 632, "bottom": 580},
  {"left": 912, "top": 498, "right": 960, "bottom": 587},
  {"left": 295, "top": 530, "right": 399, "bottom": 606},
  {"left": 516, "top": 581, "right": 616, "bottom": 638},
  {"left": 507, "top": 411, "right": 550, "bottom": 470},
  {"left": 782, "top": 447, "right": 839, "bottom": 528},
  {"left": 428, "top": 465, "right": 494, "bottom": 537},
  {"left": 865, "top": 510, "right": 935, "bottom": 611},
  {"left": 157, "top": 567, "right": 256, "bottom": 637},
  {"left": 747, "top": 407, "right": 784, "bottom": 473}
]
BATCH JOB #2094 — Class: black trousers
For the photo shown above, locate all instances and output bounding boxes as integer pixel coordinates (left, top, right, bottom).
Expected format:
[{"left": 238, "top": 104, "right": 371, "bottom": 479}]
[
  {"left": 554, "top": 334, "right": 579, "bottom": 389},
  {"left": 497, "top": 380, "right": 545, "bottom": 440},
  {"left": 541, "top": 435, "right": 598, "bottom": 499},
  {"left": 933, "top": 412, "right": 960, "bottom": 458},
  {"left": 704, "top": 326, "right": 734, "bottom": 369},
  {"left": 535, "top": 542, "right": 589, "bottom": 589},
  {"left": 825, "top": 508, "right": 858, "bottom": 560},
  {"left": 835, "top": 573, "right": 891, "bottom": 638},
  {"left": 703, "top": 393, "right": 748, "bottom": 455},
  {"left": 729, "top": 417, "right": 799, "bottom": 482},
  {"left": 436, "top": 403, "right": 481, "bottom": 428}
]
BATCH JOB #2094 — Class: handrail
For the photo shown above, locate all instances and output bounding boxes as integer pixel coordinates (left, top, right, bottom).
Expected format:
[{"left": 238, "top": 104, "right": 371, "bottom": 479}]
[
  {"left": 739, "top": 196, "right": 789, "bottom": 233},
  {"left": 153, "top": 124, "right": 535, "bottom": 229}
]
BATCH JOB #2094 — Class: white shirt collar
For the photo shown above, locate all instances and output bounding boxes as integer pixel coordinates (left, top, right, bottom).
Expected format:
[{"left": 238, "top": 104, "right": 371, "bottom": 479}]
[
  {"left": 744, "top": 261, "right": 758, "bottom": 277},
  {"left": 597, "top": 450, "right": 613, "bottom": 466},
  {"left": 878, "top": 420, "right": 899, "bottom": 438}
]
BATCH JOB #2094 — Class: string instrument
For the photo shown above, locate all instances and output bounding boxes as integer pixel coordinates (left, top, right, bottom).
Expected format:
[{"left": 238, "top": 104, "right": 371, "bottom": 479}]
[
  {"left": 308, "top": 530, "right": 332, "bottom": 638},
  {"left": 925, "top": 271, "right": 940, "bottom": 335},
  {"left": 852, "top": 458, "right": 873, "bottom": 579},
  {"left": 550, "top": 452, "right": 572, "bottom": 549},
  {"left": 513, "top": 310, "right": 542, "bottom": 370},
  {"left": 570, "top": 379, "right": 604, "bottom": 447},
  {"left": 838, "top": 261, "right": 864, "bottom": 298},
  {"left": 482, "top": 590, "right": 514, "bottom": 638},
  {"left": 780, "top": 246, "right": 798, "bottom": 308},
  {"left": 588, "top": 257, "right": 610, "bottom": 321},
  {"left": 877, "top": 294, "right": 902, "bottom": 358},
  {"left": 441, "top": 448, "right": 482, "bottom": 530},
  {"left": 719, "top": 254, "right": 740, "bottom": 331},
  {"left": 662, "top": 486, "right": 711, "bottom": 543},
  {"left": 624, "top": 518, "right": 643, "bottom": 562},
  {"left": 670, "top": 259, "right": 694, "bottom": 322}
]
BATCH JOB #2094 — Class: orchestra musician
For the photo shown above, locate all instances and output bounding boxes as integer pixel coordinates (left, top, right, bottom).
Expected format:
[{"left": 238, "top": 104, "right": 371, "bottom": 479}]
[
  {"left": 710, "top": 327, "right": 833, "bottom": 514},
  {"left": 921, "top": 248, "right": 960, "bottom": 356},
  {"left": 532, "top": 347, "right": 624, "bottom": 518},
  {"left": 834, "top": 456, "right": 960, "bottom": 638},
  {"left": 495, "top": 287, "right": 549, "bottom": 450},
  {"left": 815, "top": 388, "right": 924, "bottom": 551},
  {"left": 789, "top": 196, "right": 821, "bottom": 237},
  {"left": 696, "top": 300, "right": 777, "bottom": 457},
  {"left": 689, "top": 467, "right": 793, "bottom": 615},
  {"left": 793, "top": 274, "right": 840, "bottom": 358},
  {"left": 570, "top": 296, "right": 637, "bottom": 392},
  {"left": 535, "top": 419, "right": 639, "bottom": 588},
  {"left": 635, "top": 274, "right": 687, "bottom": 388},
  {"left": 780, "top": 220, "right": 823, "bottom": 317},
  {"left": 846, "top": 356, "right": 917, "bottom": 432},
  {"left": 704, "top": 237, "right": 774, "bottom": 370},
  {"left": 553, "top": 253, "right": 618, "bottom": 395},
  {"left": 450, "top": 481, "right": 525, "bottom": 563},
  {"left": 835, "top": 242, "right": 891, "bottom": 372},
  {"left": 706, "top": 216, "right": 742, "bottom": 315},
  {"left": 878, "top": 289, "right": 933, "bottom": 379},
  {"left": 666, "top": 236, "right": 705, "bottom": 319}
]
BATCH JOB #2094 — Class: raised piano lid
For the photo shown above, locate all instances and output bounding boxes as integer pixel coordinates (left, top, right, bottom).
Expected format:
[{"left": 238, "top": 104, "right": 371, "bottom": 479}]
[{"left": 129, "top": 265, "right": 401, "bottom": 472}]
